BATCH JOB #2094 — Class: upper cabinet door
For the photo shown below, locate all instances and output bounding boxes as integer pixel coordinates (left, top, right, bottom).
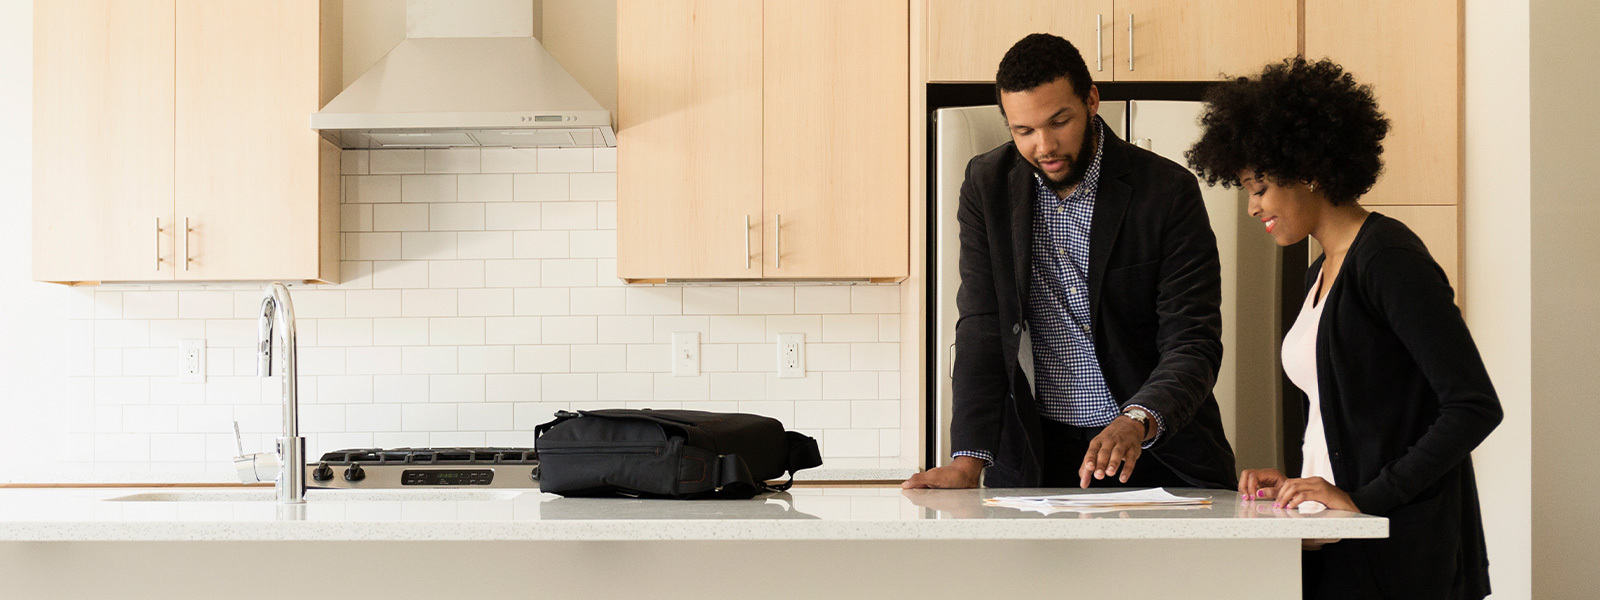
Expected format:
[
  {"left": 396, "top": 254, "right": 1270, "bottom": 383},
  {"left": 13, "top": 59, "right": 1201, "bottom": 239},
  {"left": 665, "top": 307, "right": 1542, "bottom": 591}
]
[
  {"left": 763, "top": 0, "right": 909, "bottom": 279},
  {"left": 927, "top": 0, "right": 1115, "bottom": 83},
  {"left": 1306, "top": 0, "right": 1459, "bottom": 206},
  {"left": 33, "top": 0, "right": 176, "bottom": 283},
  {"left": 175, "top": 0, "right": 336, "bottom": 281},
  {"left": 617, "top": 0, "right": 764, "bottom": 281},
  {"left": 1113, "top": 0, "right": 1298, "bottom": 81}
]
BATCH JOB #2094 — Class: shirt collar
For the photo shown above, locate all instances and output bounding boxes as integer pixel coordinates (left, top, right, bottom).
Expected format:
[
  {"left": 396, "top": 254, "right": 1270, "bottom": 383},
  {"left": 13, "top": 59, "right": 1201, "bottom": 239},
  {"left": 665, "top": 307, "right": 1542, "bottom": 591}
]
[{"left": 1034, "top": 116, "right": 1106, "bottom": 204}]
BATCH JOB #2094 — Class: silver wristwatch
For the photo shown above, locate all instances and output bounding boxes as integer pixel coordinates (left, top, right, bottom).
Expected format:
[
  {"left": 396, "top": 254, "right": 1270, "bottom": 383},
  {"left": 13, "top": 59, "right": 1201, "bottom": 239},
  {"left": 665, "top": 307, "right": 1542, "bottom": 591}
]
[{"left": 1122, "top": 407, "right": 1152, "bottom": 437}]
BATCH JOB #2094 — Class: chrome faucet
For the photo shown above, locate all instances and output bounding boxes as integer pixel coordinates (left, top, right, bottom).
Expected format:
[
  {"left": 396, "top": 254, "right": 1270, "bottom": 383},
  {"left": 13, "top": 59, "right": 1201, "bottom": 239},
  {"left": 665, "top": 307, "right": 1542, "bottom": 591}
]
[{"left": 257, "top": 282, "right": 305, "bottom": 504}]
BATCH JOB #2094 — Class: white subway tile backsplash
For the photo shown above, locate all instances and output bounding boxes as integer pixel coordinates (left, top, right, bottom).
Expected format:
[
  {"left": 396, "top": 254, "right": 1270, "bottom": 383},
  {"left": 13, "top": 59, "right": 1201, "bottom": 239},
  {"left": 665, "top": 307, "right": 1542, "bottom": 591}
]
[
  {"left": 625, "top": 287, "right": 681, "bottom": 315},
  {"left": 486, "top": 203, "right": 543, "bottom": 231},
  {"left": 341, "top": 149, "right": 370, "bottom": 175},
  {"left": 822, "top": 315, "right": 880, "bottom": 343},
  {"left": 515, "top": 345, "right": 571, "bottom": 373},
  {"left": 430, "top": 203, "right": 486, "bottom": 231},
  {"left": 795, "top": 287, "right": 852, "bottom": 314},
  {"left": 593, "top": 147, "right": 616, "bottom": 172},
  {"left": 487, "top": 431, "right": 539, "bottom": 447},
  {"left": 373, "top": 374, "right": 429, "bottom": 404},
  {"left": 571, "top": 345, "right": 627, "bottom": 373},
  {"left": 538, "top": 148, "right": 592, "bottom": 173},
  {"left": 569, "top": 230, "right": 616, "bottom": 258},
  {"left": 430, "top": 260, "right": 485, "bottom": 288},
  {"left": 69, "top": 151, "right": 903, "bottom": 475},
  {"left": 371, "top": 149, "right": 425, "bottom": 174},
  {"left": 459, "top": 289, "right": 514, "bottom": 316},
  {"left": 569, "top": 173, "right": 617, "bottom": 201},
  {"left": 458, "top": 403, "right": 513, "bottom": 430},
  {"left": 458, "top": 232, "right": 515, "bottom": 259},
  {"left": 430, "top": 318, "right": 486, "bottom": 346},
  {"left": 513, "top": 231, "right": 569, "bottom": 258},
  {"left": 851, "top": 343, "right": 900, "bottom": 371},
  {"left": 459, "top": 174, "right": 514, "bottom": 203},
  {"left": 430, "top": 374, "right": 485, "bottom": 403},
  {"left": 425, "top": 148, "right": 480, "bottom": 174},
  {"left": 374, "top": 203, "right": 430, "bottom": 231},
  {"left": 402, "top": 232, "right": 459, "bottom": 260},
  {"left": 402, "top": 174, "right": 457, "bottom": 203},
  {"left": 851, "top": 286, "right": 900, "bottom": 313},
  {"left": 481, "top": 148, "right": 539, "bottom": 173},
  {"left": 514, "top": 288, "right": 570, "bottom": 315},
  {"left": 458, "top": 346, "right": 514, "bottom": 374},
  {"left": 513, "top": 174, "right": 569, "bottom": 201},
  {"left": 795, "top": 400, "right": 851, "bottom": 429},
  {"left": 345, "top": 175, "right": 400, "bottom": 203},
  {"left": 402, "top": 403, "right": 457, "bottom": 431},
  {"left": 740, "top": 287, "right": 795, "bottom": 315}
]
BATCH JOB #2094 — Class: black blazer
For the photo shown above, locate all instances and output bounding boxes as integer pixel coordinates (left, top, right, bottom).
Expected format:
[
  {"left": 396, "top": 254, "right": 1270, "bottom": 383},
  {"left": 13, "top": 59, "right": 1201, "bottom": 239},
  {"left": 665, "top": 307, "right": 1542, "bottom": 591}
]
[
  {"left": 950, "top": 120, "right": 1237, "bottom": 490},
  {"left": 1302, "top": 213, "right": 1502, "bottom": 599}
]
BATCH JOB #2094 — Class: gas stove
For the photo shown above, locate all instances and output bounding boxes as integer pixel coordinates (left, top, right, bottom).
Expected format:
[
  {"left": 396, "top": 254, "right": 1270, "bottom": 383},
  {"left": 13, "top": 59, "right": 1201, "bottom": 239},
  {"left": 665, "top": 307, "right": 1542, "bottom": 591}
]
[{"left": 305, "top": 447, "right": 539, "bottom": 489}]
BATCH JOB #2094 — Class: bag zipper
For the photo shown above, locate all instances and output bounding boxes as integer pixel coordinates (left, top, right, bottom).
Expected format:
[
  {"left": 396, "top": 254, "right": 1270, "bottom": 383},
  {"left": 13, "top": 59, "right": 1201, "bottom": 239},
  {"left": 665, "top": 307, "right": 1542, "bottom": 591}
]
[{"left": 536, "top": 445, "right": 661, "bottom": 455}]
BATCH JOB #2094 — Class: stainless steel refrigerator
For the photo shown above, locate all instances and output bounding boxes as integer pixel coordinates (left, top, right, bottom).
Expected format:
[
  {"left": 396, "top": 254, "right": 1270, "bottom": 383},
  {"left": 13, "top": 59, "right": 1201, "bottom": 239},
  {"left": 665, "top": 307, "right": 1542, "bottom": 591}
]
[{"left": 929, "top": 101, "right": 1282, "bottom": 469}]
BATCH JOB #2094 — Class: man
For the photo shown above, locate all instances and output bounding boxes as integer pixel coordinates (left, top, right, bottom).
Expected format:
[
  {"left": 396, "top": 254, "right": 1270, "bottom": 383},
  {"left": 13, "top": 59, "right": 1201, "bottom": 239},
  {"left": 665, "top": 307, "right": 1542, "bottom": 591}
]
[{"left": 904, "top": 34, "right": 1236, "bottom": 490}]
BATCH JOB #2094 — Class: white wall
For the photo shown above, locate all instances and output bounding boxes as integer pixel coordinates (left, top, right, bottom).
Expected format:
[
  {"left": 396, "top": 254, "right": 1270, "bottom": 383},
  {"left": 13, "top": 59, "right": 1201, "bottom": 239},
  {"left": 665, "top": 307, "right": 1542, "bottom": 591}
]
[{"left": 1464, "top": 0, "right": 1532, "bottom": 597}]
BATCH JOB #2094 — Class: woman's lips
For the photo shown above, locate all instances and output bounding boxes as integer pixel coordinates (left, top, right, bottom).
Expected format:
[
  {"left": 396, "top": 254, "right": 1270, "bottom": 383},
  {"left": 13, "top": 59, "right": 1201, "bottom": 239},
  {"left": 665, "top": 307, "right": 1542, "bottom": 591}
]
[{"left": 1264, "top": 218, "right": 1277, "bottom": 234}]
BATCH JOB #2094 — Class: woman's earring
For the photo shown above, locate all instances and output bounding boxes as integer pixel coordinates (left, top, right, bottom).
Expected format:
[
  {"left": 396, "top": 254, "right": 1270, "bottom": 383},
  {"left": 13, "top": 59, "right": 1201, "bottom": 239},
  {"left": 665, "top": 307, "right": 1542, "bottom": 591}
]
[{"left": 1308, "top": 182, "right": 1317, "bottom": 193}]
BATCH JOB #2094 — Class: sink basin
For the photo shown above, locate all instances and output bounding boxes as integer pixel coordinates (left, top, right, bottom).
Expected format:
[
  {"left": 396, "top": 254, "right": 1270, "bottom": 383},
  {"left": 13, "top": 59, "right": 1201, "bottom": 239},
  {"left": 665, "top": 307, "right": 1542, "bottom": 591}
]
[{"left": 104, "top": 489, "right": 526, "bottom": 503}]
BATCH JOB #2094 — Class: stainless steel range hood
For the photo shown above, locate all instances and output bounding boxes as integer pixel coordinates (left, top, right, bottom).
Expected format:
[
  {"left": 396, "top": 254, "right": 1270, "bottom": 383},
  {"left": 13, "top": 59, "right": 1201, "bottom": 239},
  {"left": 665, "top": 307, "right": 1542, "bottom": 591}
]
[{"left": 311, "top": 36, "right": 615, "bottom": 149}]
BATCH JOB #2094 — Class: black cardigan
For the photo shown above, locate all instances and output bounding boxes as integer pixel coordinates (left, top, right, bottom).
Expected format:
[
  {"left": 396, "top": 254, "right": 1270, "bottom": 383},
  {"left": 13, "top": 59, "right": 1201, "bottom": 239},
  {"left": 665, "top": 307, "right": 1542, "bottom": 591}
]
[{"left": 1304, "top": 213, "right": 1503, "bottom": 599}]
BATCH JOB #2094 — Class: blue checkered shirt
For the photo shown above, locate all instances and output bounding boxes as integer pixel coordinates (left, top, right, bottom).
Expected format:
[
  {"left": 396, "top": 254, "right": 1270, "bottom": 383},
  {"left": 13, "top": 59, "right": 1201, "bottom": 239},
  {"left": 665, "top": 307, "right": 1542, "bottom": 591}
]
[{"left": 955, "top": 118, "right": 1164, "bottom": 467}]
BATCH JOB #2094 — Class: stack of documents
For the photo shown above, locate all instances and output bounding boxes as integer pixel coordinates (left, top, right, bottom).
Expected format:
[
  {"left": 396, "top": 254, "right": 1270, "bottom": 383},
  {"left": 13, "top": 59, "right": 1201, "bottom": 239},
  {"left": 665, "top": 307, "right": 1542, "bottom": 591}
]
[{"left": 984, "top": 488, "right": 1211, "bottom": 515}]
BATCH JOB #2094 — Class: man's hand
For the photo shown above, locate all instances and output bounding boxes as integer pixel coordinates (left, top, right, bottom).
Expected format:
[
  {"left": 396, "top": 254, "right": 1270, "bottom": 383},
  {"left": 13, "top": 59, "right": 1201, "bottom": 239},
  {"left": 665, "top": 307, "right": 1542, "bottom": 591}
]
[
  {"left": 1078, "top": 417, "right": 1146, "bottom": 487},
  {"left": 901, "top": 456, "right": 985, "bottom": 489}
]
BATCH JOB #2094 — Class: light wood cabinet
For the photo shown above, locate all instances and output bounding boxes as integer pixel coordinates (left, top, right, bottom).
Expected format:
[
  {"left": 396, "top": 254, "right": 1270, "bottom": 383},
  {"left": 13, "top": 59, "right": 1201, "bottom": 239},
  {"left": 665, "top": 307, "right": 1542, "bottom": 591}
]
[
  {"left": 617, "top": 0, "right": 910, "bottom": 281},
  {"left": 1306, "top": 0, "right": 1459, "bottom": 206},
  {"left": 33, "top": 0, "right": 176, "bottom": 283},
  {"left": 926, "top": 0, "right": 1296, "bottom": 83},
  {"left": 616, "top": 0, "right": 763, "bottom": 280},
  {"left": 926, "top": 0, "right": 1114, "bottom": 83},
  {"left": 33, "top": 0, "right": 342, "bottom": 284},
  {"left": 1113, "top": 0, "right": 1298, "bottom": 81}
]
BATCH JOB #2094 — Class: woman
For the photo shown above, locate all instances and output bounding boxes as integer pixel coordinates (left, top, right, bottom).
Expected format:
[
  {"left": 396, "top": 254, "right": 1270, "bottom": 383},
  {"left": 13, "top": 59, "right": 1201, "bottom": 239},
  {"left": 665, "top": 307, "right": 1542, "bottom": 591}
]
[{"left": 1185, "top": 58, "right": 1503, "bottom": 599}]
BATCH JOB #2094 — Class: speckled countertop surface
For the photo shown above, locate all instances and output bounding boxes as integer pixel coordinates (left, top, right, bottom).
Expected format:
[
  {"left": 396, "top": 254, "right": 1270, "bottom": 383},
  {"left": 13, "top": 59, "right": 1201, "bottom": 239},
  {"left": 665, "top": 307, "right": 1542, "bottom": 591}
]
[{"left": 0, "top": 487, "right": 1385, "bottom": 542}]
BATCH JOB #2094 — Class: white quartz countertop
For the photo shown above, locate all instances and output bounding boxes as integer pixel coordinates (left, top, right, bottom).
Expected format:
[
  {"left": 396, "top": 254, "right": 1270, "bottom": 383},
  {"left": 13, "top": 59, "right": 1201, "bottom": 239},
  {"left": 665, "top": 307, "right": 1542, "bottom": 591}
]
[{"left": 0, "top": 487, "right": 1385, "bottom": 542}]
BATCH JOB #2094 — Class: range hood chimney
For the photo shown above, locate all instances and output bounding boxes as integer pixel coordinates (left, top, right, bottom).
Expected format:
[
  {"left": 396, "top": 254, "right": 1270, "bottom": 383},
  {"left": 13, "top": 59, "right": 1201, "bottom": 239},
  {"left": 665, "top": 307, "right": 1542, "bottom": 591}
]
[{"left": 312, "top": 1, "right": 614, "bottom": 149}]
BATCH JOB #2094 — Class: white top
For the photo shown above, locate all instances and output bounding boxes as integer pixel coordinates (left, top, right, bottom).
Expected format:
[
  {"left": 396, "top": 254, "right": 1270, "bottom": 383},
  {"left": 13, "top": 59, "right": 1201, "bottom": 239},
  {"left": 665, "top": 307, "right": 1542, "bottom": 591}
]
[
  {"left": 0, "top": 487, "right": 1386, "bottom": 542},
  {"left": 1283, "top": 271, "right": 1337, "bottom": 486}
]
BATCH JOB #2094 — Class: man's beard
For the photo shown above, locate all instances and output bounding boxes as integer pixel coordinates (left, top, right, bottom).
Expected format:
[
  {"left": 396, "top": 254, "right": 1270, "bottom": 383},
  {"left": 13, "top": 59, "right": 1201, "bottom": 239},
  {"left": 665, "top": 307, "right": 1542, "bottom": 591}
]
[{"left": 1032, "top": 118, "right": 1097, "bottom": 195}]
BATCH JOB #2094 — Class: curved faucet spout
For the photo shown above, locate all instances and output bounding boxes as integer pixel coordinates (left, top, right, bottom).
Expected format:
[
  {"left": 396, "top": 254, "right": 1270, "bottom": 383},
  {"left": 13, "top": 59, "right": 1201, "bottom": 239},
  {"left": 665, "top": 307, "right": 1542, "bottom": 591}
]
[{"left": 257, "top": 282, "right": 305, "bottom": 504}]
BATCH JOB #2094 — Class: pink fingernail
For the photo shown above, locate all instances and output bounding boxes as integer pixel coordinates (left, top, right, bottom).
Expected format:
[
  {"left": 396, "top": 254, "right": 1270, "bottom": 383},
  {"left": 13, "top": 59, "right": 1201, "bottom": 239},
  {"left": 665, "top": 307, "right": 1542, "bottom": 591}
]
[{"left": 1256, "top": 490, "right": 1266, "bottom": 498}]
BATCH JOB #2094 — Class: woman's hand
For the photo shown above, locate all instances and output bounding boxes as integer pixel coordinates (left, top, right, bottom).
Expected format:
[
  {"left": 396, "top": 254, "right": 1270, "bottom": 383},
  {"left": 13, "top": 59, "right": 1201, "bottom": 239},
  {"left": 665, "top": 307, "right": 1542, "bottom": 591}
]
[
  {"left": 1274, "top": 476, "right": 1359, "bottom": 512},
  {"left": 1238, "top": 468, "right": 1288, "bottom": 500}
]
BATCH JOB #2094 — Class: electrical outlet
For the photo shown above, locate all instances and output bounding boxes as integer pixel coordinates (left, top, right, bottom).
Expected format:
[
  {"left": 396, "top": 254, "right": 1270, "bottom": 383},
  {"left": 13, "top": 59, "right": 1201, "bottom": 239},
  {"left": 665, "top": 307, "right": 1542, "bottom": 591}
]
[
  {"left": 671, "top": 331, "right": 700, "bottom": 377},
  {"left": 178, "top": 339, "right": 206, "bottom": 384},
  {"left": 776, "top": 333, "right": 805, "bottom": 379}
]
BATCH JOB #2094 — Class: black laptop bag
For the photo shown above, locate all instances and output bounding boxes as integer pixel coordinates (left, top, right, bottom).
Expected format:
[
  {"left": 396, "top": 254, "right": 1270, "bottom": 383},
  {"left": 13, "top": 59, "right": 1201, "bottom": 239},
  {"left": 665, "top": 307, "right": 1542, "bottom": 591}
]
[{"left": 534, "top": 409, "right": 823, "bottom": 499}]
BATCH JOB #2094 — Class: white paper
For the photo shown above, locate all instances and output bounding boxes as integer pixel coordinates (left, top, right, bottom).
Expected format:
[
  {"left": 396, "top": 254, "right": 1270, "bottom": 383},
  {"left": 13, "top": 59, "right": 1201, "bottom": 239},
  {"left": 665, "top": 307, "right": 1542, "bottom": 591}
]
[{"left": 983, "top": 487, "right": 1212, "bottom": 514}]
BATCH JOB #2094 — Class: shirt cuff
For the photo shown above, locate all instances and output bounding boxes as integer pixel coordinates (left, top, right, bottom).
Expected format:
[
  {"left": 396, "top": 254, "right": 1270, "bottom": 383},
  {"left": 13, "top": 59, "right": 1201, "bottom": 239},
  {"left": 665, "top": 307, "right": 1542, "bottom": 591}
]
[
  {"left": 952, "top": 450, "right": 995, "bottom": 468},
  {"left": 1125, "top": 404, "right": 1166, "bottom": 449}
]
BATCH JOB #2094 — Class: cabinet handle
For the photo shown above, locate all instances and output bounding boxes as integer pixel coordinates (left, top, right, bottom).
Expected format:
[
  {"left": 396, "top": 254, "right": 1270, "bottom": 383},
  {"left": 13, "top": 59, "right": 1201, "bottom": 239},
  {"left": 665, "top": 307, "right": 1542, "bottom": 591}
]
[
  {"left": 774, "top": 213, "right": 782, "bottom": 269},
  {"left": 182, "top": 217, "right": 191, "bottom": 272},
  {"left": 153, "top": 218, "right": 163, "bottom": 272},
  {"left": 1127, "top": 13, "right": 1135, "bottom": 71},
  {"left": 744, "top": 214, "right": 751, "bottom": 270},
  {"left": 1095, "top": 14, "right": 1103, "bottom": 72},
  {"left": 947, "top": 343, "right": 957, "bottom": 379}
]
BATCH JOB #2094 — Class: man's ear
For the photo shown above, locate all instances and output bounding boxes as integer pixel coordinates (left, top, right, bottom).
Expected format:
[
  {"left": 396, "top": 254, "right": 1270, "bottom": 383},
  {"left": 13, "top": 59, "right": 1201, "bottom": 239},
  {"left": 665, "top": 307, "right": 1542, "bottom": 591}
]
[{"left": 1085, "top": 84, "right": 1100, "bottom": 119}]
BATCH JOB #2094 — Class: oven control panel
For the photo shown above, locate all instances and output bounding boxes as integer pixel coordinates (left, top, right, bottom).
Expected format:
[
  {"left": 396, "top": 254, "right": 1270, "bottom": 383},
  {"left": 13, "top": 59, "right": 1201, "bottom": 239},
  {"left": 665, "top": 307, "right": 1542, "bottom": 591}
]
[{"left": 401, "top": 469, "right": 495, "bottom": 486}]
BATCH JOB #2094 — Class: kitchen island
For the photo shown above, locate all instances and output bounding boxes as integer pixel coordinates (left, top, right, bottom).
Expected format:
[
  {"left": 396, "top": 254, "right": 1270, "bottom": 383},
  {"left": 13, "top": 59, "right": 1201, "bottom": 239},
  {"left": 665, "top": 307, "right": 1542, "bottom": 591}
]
[{"left": 0, "top": 486, "right": 1383, "bottom": 598}]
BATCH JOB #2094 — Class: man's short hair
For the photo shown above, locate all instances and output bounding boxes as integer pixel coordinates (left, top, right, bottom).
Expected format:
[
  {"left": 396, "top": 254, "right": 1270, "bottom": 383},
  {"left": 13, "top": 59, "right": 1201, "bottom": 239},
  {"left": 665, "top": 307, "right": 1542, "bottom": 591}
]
[{"left": 995, "top": 33, "right": 1094, "bottom": 108}]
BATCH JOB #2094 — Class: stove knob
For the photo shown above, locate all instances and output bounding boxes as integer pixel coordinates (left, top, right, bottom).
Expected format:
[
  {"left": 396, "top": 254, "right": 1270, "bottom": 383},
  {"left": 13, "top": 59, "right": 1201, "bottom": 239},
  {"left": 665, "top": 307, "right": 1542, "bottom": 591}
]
[
  {"left": 343, "top": 464, "right": 366, "bottom": 482},
  {"left": 311, "top": 463, "right": 334, "bottom": 482}
]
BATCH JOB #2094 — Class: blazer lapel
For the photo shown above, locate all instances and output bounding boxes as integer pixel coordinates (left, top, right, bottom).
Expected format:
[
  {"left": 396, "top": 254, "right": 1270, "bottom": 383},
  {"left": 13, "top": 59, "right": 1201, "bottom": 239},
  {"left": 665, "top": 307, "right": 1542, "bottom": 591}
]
[
  {"left": 1007, "top": 161, "right": 1036, "bottom": 313},
  {"left": 1088, "top": 134, "right": 1134, "bottom": 322}
]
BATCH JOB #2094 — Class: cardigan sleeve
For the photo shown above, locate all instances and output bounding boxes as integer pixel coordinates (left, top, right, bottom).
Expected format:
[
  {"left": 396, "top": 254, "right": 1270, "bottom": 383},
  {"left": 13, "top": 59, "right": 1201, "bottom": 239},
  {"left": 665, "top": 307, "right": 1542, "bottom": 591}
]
[{"left": 1346, "top": 246, "right": 1504, "bottom": 515}]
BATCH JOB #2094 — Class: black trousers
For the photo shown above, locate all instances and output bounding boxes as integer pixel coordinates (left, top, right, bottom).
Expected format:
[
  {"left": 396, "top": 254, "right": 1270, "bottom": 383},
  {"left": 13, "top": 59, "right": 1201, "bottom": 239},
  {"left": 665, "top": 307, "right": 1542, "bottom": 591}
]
[{"left": 1038, "top": 417, "right": 1190, "bottom": 488}]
